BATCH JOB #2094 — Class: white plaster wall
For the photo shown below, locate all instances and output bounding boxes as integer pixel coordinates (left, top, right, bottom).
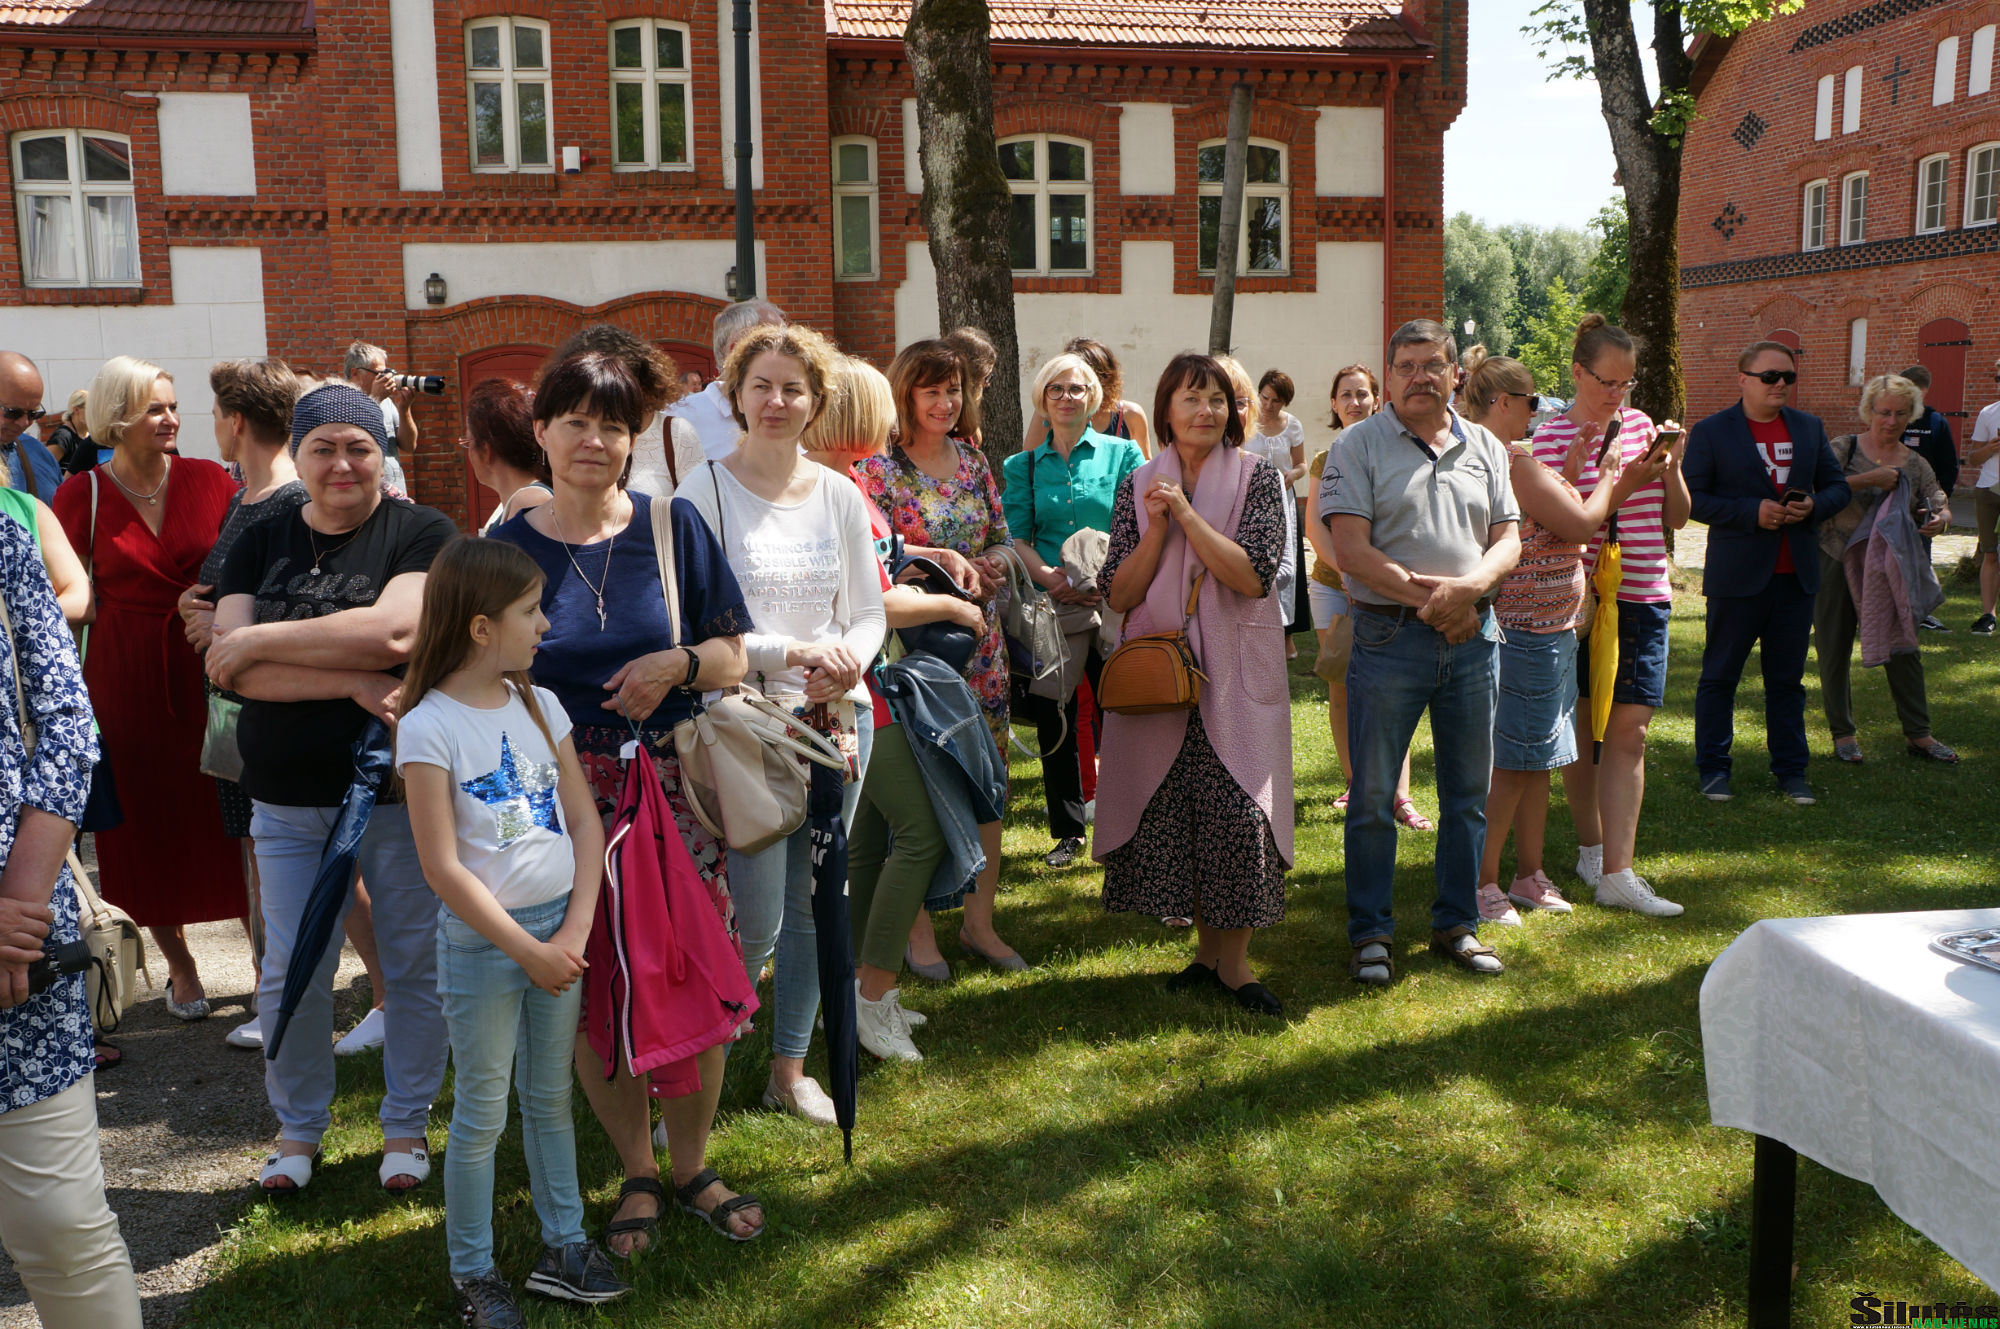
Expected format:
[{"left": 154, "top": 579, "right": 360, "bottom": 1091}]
[
  {"left": 902, "top": 98, "right": 921, "bottom": 194},
  {"left": 156, "top": 94, "right": 258, "bottom": 196},
  {"left": 402, "top": 240, "right": 765, "bottom": 309},
  {"left": 1316, "top": 106, "right": 1383, "bottom": 196},
  {"left": 717, "top": 0, "right": 765, "bottom": 189},
  {"left": 895, "top": 240, "right": 1382, "bottom": 443},
  {"left": 12, "top": 247, "right": 266, "bottom": 462},
  {"left": 1118, "top": 102, "right": 1176, "bottom": 195},
  {"left": 390, "top": 0, "right": 444, "bottom": 191}
]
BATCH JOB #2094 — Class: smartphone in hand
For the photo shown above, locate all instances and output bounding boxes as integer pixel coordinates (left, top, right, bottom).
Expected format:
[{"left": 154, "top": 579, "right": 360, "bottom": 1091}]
[
  {"left": 1646, "top": 423, "right": 1683, "bottom": 462},
  {"left": 1782, "top": 486, "right": 1811, "bottom": 505}
]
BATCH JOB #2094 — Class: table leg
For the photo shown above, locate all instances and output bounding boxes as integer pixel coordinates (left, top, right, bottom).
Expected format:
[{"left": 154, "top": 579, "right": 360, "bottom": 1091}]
[{"left": 1748, "top": 1134, "right": 1797, "bottom": 1329}]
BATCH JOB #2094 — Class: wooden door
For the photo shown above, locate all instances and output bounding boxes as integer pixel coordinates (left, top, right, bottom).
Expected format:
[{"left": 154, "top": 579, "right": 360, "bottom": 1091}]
[
  {"left": 457, "top": 344, "right": 550, "bottom": 530},
  {"left": 1918, "top": 317, "right": 1971, "bottom": 428}
]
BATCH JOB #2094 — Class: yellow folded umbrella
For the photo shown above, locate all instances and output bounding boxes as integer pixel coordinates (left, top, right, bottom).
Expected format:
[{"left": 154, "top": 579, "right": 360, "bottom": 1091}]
[{"left": 1588, "top": 539, "right": 1622, "bottom": 763}]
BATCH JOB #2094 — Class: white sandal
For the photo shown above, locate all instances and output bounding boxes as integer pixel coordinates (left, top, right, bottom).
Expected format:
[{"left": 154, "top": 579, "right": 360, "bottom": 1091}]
[
  {"left": 260, "top": 1149, "right": 318, "bottom": 1195},
  {"left": 378, "top": 1146, "right": 430, "bottom": 1192}
]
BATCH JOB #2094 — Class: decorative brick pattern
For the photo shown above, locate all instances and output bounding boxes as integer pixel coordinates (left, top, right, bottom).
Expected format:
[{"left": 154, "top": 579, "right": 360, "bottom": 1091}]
[{"left": 1731, "top": 111, "right": 1766, "bottom": 150}]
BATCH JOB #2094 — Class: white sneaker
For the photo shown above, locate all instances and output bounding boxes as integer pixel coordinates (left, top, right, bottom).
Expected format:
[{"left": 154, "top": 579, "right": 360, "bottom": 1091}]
[
  {"left": 334, "top": 1006, "right": 386, "bottom": 1056},
  {"left": 1575, "top": 843, "right": 1603, "bottom": 890},
  {"left": 1595, "top": 868, "right": 1684, "bottom": 917},
  {"left": 1476, "top": 884, "right": 1524, "bottom": 927},
  {"left": 855, "top": 983, "right": 923, "bottom": 1062},
  {"left": 225, "top": 1017, "right": 263, "bottom": 1049}
]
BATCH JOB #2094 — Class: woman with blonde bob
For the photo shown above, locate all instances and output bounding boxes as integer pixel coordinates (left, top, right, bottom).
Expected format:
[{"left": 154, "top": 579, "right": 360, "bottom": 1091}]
[
  {"left": 1459, "top": 348, "right": 1664, "bottom": 924},
  {"left": 683, "top": 324, "right": 886, "bottom": 1125},
  {"left": 54, "top": 357, "right": 246, "bottom": 1022},
  {"left": 1003, "top": 351, "right": 1144, "bottom": 868},
  {"left": 1816, "top": 374, "right": 1957, "bottom": 764}
]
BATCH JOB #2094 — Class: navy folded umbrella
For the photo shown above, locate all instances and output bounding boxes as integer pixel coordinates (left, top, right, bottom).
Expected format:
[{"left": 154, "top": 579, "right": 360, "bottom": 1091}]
[
  {"left": 807, "top": 755, "right": 860, "bottom": 1163},
  {"left": 266, "top": 717, "right": 395, "bottom": 1059}
]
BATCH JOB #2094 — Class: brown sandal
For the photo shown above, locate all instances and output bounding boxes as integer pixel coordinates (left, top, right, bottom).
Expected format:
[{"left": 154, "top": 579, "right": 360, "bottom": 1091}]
[
  {"left": 1350, "top": 938, "right": 1394, "bottom": 987},
  {"left": 1429, "top": 926, "right": 1503, "bottom": 975}
]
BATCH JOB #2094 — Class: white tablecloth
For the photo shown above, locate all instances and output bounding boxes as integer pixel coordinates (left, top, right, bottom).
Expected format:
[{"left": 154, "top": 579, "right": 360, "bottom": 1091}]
[{"left": 1702, "top": 908, "right": 2000, "bottom": 1289}]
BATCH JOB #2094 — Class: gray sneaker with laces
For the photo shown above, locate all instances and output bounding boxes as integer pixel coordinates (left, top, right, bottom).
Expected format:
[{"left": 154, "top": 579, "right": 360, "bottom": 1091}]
[
  {"left": 453, "top": 1272, "right": 526, "bottom": 1329},
  {"left": 524, "top": 1241, "right": 630, "bottom": 1305}
]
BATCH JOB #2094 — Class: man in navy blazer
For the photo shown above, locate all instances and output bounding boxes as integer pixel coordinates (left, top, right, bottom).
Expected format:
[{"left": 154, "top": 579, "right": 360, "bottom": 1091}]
[{"left": 1684, "top": 341, "right": 1851, "bottom": 804}]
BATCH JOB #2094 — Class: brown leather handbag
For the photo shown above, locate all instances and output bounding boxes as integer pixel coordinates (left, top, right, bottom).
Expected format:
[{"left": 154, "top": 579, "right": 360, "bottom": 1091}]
[{"left": 1097, "top": 572, "right": 1209, "bottom": 715}]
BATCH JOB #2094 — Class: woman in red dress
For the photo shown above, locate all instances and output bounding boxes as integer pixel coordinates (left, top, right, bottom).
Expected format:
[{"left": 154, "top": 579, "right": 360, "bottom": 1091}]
[{"left": 53, "top": 356, "right": 246, "bottom": 1020}]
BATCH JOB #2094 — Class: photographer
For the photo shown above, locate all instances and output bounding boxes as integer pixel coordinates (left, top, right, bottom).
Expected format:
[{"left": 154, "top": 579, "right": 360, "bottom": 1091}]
[
  {"left": 0, "top": 517, "right": 142, "bottom": 1328},
  {"left": 343, "top": 340, "right": 423, "bottom": 493}
]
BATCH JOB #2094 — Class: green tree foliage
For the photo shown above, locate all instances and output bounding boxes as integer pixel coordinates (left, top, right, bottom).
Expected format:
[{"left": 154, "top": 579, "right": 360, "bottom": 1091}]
[
  {"left": 1515, "top": 275, "right": 1589, "bottom": 398},
  {"left": 1580, "top": 196, "right": 1630, "bottom": 320},
  {"left": 1501, "top": 222, "right": 1596, "bottom": 332},
  {"left": 1444, "top": 213, "right": 1518, "bottom": 355}
]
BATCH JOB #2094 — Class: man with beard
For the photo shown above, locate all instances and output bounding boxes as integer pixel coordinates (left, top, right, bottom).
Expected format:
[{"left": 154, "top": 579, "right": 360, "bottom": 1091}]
[{"left": 1322, "top": 318, "right": 1521, "bottom": 988}]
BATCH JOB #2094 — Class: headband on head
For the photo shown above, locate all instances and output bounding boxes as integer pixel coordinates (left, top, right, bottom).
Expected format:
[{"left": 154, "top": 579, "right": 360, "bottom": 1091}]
[{"left": 290, "top": 383, "right": 389, "bottom": 456}]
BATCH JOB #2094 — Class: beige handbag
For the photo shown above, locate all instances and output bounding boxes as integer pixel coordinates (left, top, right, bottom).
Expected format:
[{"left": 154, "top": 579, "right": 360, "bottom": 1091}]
[
  {"left": 0, "top": 577, "right": 149, "bottom": 1032},
  {"left": 1097, "top": 572, "right": 1209, "bottom": 715},
  {"left": 650, "top": 495, "right": 846, "bottom": 854}
]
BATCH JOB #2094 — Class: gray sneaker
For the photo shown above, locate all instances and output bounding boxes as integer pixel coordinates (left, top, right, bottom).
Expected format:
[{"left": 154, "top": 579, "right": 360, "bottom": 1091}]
[
  {"left": 1699, "top": 770, "right": 1733, "bottom": 802},
  {"left": 453, "top": 1273, "right": 526, "bottom": 1329},
  {"left": 524, "top": 1241, "right": 630, "bottom": 1306},
  {"left": 1778, "top": 774, "right": 1816, "bottom": 806}
]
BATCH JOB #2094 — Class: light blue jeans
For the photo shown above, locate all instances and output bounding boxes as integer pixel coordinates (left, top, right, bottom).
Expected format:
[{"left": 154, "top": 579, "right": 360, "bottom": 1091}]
[
  {"left": 1344, "top": 609, "right": 1499, "bottom": 946},
  {"left": 436, "top": 895, "right": 586, "bottom": 1279},
  {"left": 250, "top": 801, "right": 446, "bottom": 1144},
  {"left": 731, "top": 714, "right": 871, "bottom": 1062}
]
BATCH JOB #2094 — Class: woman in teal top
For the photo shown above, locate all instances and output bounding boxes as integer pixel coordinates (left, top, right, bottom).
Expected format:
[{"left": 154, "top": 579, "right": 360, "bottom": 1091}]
[
  {"left": 1001, "top": 352, "right": 1144, "bottom": 866},
  {"left": 0, "top": 484, "right": 90, "bottom": 624}
]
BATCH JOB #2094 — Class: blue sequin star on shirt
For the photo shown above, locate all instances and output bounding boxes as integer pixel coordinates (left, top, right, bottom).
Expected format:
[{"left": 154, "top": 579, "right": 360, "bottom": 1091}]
[{"left": 459, "top": 733, "right": 562, "bottom": 849}]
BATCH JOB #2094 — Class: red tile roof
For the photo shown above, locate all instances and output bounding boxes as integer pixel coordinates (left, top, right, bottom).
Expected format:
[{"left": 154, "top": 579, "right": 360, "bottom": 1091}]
[
  {"left": 826, "top": 0, "right": 1423, "bottom": 52},
  {"left": 0, "top": 0, "right": 312, "bottom": 37}
]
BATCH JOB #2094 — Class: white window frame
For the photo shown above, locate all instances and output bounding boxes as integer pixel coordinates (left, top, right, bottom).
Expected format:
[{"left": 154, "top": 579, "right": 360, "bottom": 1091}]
[
  {"left": 997, "top": 133, "right": 1094, "bottom": 276},
  {"left": 1802, "top": 178, "right": 1828, "bottom": 251},
  {"left": 1843, "top": 65, "right": 1864, "bottom": 134},
  {"left": 608, "top": 19, "right": 693, "bottom": 171},
  {"left": 1917, "top": 153, "right": 1950, "bottom": 234},
  {"left": 1815, "top": 74, "right": 1835, "bottom": 140},
  {"left": 1968, "top": 142, "right": 2000, "bottom": 227},
  {"left": 1197, "top": 137, "right": 1290, "bottom": 276},
  {"left": 1935, "top": 36, "right": 1961, "bottom": 106},
  {"left": 830, "top": 135, "right": 878, "bottom": 281},
  {"left": 1848, "top": 317, "right": 1868, "bottom": 388},
  {"left": 465, "top": 17, "right": 553, "bottom": 173},
  {"left": 1972, "top": 24, "right": 1996, "bottom": 97},
  {"left": 9, "top": 128, "right": 140, "bottom": 289},
  {"left": 1840, "top": 171, "right": 1868, "bottom": 245}
]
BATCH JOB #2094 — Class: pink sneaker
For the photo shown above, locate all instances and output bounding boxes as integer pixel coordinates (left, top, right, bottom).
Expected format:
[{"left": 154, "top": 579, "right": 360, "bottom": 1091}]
[
  {"left": 1476, "top": 884, "right": 1523, "bottom": 927},
  {"left": 1507, "top": 870, "right": 1573, "bottom": 915}
]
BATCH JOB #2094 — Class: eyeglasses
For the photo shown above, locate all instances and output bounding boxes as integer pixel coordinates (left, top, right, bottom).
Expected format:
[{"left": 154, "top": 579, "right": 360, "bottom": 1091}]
[
  {"left": 1508, "top": 392, "right": 1544, "bottom": 412},
  {"left": 1046, "top": 384, "right": 1089, "bottom": 400},
  {"left": 0, "top": 405, "right": 45, "bottom": 424},
  {"left": 1579, "top": 365, "right": 1639, "bottom": 392},
  {"left": 1747, "top": 369, "right": 1799, "bottom": 386},
  {"left": 1389, "top": 359, "right": 1452, "bottom": 381}
]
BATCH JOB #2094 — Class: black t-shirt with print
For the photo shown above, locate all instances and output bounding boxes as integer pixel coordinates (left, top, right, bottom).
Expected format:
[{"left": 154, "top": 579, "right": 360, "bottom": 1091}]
[{"left": 218, "top": 499, "right": 456, "bottom": 806}]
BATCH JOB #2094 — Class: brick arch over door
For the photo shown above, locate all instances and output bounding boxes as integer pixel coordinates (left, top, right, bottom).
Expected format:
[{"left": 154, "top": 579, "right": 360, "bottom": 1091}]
[{"left": 406, "top": 289, "right": 725, "bottom": 527}]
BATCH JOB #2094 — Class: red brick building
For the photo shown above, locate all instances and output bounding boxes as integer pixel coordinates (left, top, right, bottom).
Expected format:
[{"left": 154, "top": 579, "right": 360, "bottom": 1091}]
[
  {"left": 2, "top": 0, "right": 1463, "bottom": 527},
  {"left": 1679, "top": 0, "right": 2000, "bottom": 457}
]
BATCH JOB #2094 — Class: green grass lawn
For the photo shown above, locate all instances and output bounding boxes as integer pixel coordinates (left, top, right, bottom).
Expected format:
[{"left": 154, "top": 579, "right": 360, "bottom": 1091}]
[{"left": 186, "top": 583, "right": 2000, "bottom": 1328}]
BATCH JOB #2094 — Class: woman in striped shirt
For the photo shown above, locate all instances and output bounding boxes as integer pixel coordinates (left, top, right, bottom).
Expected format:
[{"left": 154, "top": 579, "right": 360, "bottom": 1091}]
[{"left": 1529, "top": 315, "right": 1689, "bottom": 916}]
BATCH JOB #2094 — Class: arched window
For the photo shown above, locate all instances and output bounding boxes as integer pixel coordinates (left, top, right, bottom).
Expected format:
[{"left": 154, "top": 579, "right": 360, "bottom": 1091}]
[
  {"left": 1801, "top": 179, "right": 1828, "bottom": 251},
  {"left": 1966, "top": 143, "right": 2000, "bottom": 227},
  {"left": 10, "top": 130, "right": 139, "bottom": 287},
  {"left": 466, "top": 18, "right": 552, "bottom": 172},
  {"left": 998, "top": 135, "right": 1092, "bottom": 275},
  {"left": 1198, "top": 138, "right": 1288, "bottom": 274},
  {"left": 1916, "top": 153, "right": 1949, "bottom": 233},
  {"left": 1839, "top": 171, "right": 1868, "bottom": 245}
]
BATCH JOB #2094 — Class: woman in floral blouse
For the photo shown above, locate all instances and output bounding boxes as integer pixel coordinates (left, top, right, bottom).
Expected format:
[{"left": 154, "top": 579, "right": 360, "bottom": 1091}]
[
  {"left": 0, "top": 517, "right": 142, "bottom": 1326},
  {"left": 859, "top": 338, "right": 1022, "bottom": 973}
]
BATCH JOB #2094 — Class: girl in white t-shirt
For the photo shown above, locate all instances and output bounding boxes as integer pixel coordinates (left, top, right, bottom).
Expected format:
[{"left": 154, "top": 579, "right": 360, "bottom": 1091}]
[{"left": 396, "top": 537, "right": 626, "bottom": 1324}]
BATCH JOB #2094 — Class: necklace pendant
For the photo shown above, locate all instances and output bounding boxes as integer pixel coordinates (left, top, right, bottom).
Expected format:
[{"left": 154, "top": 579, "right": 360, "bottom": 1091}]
[
  {"left": 311, "top": 563, "right": 322, "bottom": 576},
  {"left": 596, "top": 594, "right": 608, "bottom": 630}
]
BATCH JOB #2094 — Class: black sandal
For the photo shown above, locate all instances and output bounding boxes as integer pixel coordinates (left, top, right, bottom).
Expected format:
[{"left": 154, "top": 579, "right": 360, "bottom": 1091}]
[
  {"left": 1164, "top": 961, "right": 1222, "bottom": 993},
  {"left": 92, "top": 1036, "right": 122, "bottom": 1071},
  {"left": 604, "top": 1176, "right": 665, "bottom": 1259},
  {"left": 674, "top": 1167, "right": 765, "bottom": 1243},
  {"left": 1226, "top": 980, "right": 1283, "bottom": 1016}
]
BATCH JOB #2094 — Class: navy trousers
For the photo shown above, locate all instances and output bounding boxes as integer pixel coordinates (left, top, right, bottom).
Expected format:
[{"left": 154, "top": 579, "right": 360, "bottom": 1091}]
[{"left": 1694, "top": 572, "right": 1815, "bottom": 779}]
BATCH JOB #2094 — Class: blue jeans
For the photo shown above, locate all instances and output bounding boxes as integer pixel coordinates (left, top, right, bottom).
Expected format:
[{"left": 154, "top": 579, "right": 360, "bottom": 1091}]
[
  {"left": 437, "top": 896, "right": 586, "bottom": 1278},
  {"left": 1344, "top": 609, "right": 1498, "bottom": 945},
  {"left": 250, "top": 801, "right": 446, "bottom": 1144},
  {"left": 731, "top": 716, "right": 871, "bottom": 1062}
]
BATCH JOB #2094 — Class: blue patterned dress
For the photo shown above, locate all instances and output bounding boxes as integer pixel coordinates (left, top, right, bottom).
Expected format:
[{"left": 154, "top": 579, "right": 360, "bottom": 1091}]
[{"left": 0, "top": 518, "right": 100, "bottom": 1113}]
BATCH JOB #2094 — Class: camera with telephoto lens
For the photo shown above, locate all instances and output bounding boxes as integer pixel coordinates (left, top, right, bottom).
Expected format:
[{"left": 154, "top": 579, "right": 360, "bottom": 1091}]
[
  {"left": 24, "top": 938, "right": 92, "bottom": 996},
  {"left": 386, "top": 372, "right": 446, "bottom": 396}
]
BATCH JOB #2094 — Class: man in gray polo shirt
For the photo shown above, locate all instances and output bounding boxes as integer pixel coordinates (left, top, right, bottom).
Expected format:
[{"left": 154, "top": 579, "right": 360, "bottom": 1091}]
[{"left": 1322, "top": 318, "right": 1520, "bottom": 986}]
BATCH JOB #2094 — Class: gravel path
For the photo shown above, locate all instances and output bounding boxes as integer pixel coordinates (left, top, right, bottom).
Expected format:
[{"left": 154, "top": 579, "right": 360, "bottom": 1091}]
[{"left": 0, "top": 899, "right": 373, "bottom": 1328}]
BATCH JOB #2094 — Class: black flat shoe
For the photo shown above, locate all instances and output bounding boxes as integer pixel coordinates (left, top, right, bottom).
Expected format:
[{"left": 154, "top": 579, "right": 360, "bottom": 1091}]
[
  {"left": 1164, "top": 962, "right": 1222, "bottom": 993},
  {"left": 1226, "top": 980, "right": 1283, "bottom": 1016}
]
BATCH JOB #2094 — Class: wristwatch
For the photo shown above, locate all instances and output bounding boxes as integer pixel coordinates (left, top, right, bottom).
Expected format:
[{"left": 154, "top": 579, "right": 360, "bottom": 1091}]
[{"left": 680, "top": 647, "right": 701, "bottom": 690}]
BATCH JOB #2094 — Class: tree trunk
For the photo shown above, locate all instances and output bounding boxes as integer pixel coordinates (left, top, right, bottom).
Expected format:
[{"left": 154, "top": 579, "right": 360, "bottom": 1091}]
[
  {"left": 1579, "top": 0, "right": 1686, "bottom": 427},
  {"left": 905, "top": 0, "right": 1023, "bottom": 465},
  {"left": 1208, "top": 83, "right": 1253, "bottom": 355}
]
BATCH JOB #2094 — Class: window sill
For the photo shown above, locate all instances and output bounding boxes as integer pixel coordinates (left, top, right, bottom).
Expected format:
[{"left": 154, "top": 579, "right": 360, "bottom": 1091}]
[
  {"left": 19, "top": 286, "right": 148, "bottom": 305},
  {"left": 467, "top": 171, "right": 560, "bottom": 190},
  {"left": 611, "top": 169, "right": 699, "bottom": 189}
]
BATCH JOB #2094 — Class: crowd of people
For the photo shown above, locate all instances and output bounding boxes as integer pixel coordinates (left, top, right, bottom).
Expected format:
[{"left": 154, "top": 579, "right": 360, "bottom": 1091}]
[{"left": 0, "top": 296, "right": 1984, "bottom": 1327}]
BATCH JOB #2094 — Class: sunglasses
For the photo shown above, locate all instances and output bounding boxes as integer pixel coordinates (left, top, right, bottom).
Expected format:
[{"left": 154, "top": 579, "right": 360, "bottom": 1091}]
[
  {"left": 1509, "top": 391, "right": 1544, "bottom": 412},
  {"left": 0, "top": 405, "right": 45, "bottom": 424},
  {"left": 1748, "top": 370, "right": 1799, "bottom": 386}
]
